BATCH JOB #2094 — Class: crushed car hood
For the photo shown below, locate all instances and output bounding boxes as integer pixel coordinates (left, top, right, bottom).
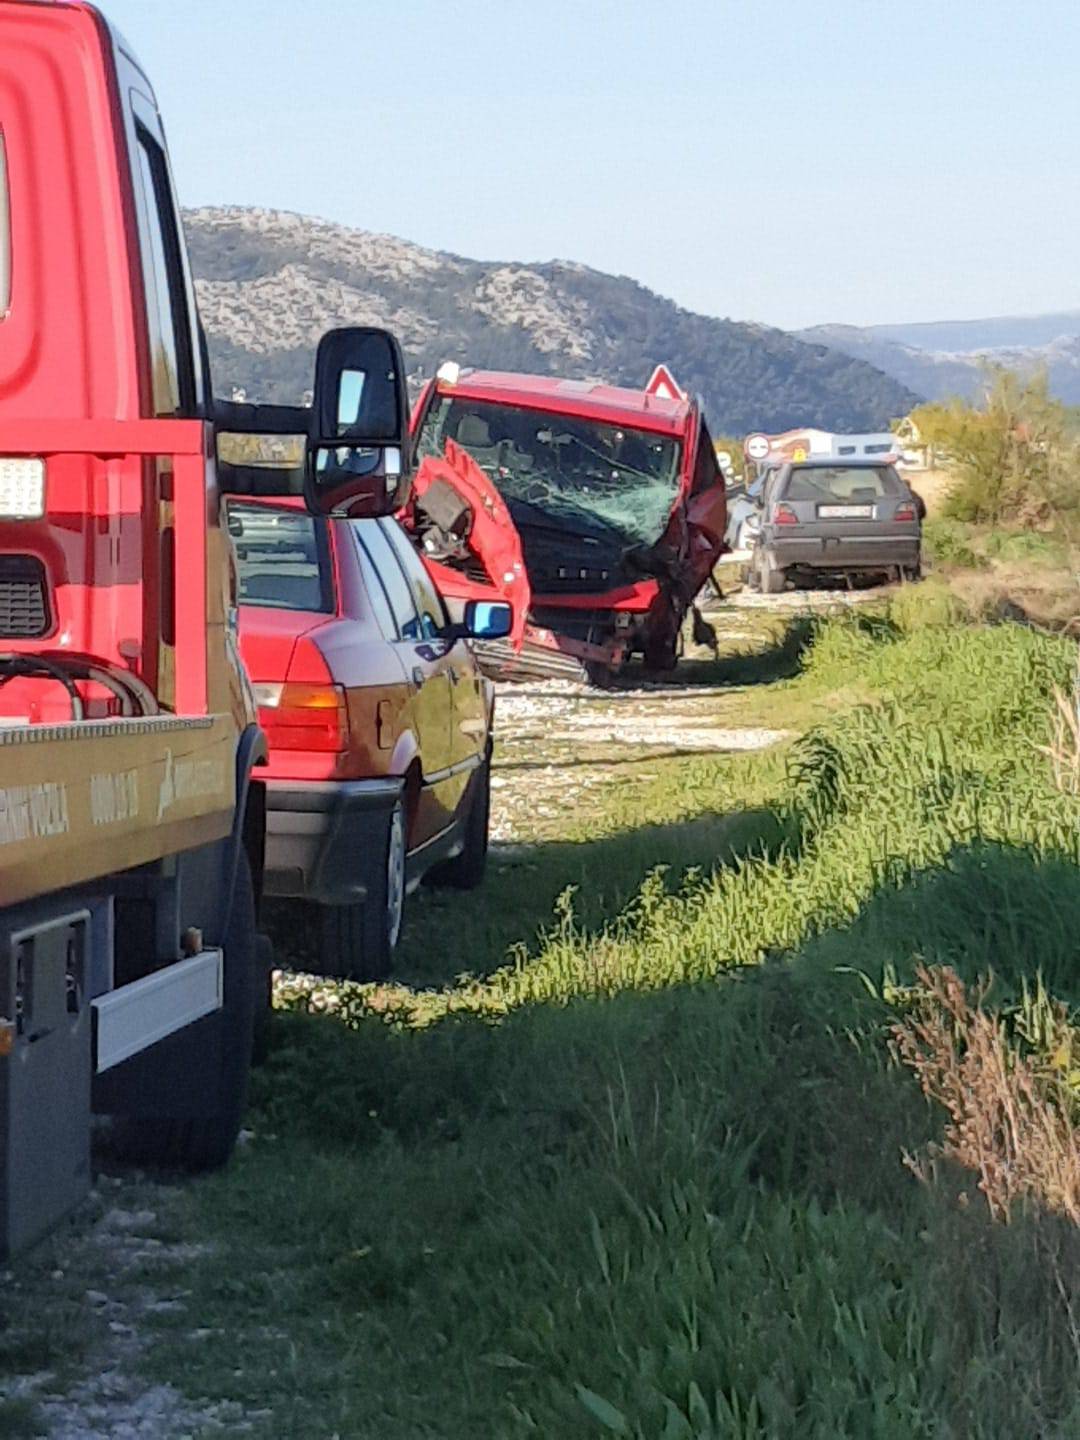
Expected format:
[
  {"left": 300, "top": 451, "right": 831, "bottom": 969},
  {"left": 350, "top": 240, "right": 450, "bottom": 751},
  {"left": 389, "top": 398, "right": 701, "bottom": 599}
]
[{"left": 401, "top": 440, "right": 531, "bottom": 649}]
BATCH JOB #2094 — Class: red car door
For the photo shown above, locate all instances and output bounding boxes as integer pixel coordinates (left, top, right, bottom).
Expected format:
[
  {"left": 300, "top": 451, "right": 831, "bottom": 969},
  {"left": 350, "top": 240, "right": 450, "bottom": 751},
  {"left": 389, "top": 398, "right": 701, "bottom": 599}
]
[
  {"left": 684, "top": 417, "right": 729, "bottom": 591},
  {"left": 353, "top": 520, "right": 458, "bottom": 844},
  {"left": 380, "top": 521, "right": 483, "bottom": 811}
]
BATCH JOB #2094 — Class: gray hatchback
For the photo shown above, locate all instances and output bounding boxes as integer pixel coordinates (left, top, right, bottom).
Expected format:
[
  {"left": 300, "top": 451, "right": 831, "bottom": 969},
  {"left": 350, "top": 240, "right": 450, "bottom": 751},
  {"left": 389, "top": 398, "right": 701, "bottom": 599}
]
[{"left": 751, "top": 459, "right": 922, "bottom": 593}]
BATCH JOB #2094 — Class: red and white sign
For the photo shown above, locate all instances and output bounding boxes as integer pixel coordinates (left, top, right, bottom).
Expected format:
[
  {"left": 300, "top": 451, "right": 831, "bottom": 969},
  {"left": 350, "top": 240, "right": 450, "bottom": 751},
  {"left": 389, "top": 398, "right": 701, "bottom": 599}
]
[
  {"left": 645, "top": 364, "right": 685, "bottom": 401},
  {"left": 746, "top": 434, "right": 770, "bottom": 461}
]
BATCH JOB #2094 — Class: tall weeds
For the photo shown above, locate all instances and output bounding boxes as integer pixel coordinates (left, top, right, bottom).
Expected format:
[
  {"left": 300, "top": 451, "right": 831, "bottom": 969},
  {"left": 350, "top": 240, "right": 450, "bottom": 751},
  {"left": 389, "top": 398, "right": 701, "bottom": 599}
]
[{"left": 894, "top": 965, "right": 1080, "bottom": 1225}]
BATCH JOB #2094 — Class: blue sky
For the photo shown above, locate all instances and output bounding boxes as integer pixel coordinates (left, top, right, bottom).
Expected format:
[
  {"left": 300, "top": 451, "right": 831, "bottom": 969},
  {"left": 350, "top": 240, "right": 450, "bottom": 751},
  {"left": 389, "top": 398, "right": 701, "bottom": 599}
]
[{"left": 104, "top": 0, "right": 1080, "bottom": 330}]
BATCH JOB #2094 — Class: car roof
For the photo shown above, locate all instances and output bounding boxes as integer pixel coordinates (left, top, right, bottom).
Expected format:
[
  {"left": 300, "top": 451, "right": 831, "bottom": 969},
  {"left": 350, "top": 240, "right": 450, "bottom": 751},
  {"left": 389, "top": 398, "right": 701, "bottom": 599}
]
[{"left": 431, "top": 369, "right": 693, "bottom": 438}]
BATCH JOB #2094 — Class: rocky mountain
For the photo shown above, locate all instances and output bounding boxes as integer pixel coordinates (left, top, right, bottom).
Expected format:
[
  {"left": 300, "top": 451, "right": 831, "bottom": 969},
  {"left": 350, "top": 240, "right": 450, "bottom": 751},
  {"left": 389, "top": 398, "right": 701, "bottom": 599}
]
[
  {"left": 868, "top": 311, "right": 1080, "bottom": 352},
  {"left": 797, "top": 314, "right": 1080, "bottom": 405},
  {"left": 185, "top": 206, "right": 919, "bottom": 435}
]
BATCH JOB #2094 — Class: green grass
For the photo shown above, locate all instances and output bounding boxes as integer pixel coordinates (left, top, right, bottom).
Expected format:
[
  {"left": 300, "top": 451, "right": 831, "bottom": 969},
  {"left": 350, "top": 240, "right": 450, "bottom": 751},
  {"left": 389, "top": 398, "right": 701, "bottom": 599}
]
[
  {"left": 16, "top": 597, "right": 1080, "bottom": 1437},
  {"left": 143, "top": 602, "right": 1080, "bottom": 1436},
  {"left": 925, "top": 515, "right": 1074, "bottom": 575}
]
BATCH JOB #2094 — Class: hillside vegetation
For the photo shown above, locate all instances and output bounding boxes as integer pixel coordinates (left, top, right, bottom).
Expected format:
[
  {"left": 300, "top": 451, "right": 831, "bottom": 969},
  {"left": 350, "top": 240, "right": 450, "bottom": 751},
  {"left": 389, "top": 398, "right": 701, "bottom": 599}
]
[
  {"left": 51, "top": 594, "right": 1075, "bottom": 1439},
  {"left": 185, "top": 206, "right": 919, "bottom": 434}
]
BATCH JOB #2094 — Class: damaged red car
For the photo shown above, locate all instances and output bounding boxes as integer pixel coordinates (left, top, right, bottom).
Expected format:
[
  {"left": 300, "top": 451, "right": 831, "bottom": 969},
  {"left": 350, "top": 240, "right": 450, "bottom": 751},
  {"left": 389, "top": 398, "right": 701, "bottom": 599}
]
[{"left": 405, "top": 367, "right": 728, "bottom": 682}]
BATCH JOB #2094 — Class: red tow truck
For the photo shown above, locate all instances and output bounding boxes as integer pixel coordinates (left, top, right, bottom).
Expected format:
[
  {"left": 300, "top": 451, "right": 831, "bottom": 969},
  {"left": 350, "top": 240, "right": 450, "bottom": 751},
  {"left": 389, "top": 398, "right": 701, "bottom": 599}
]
[
  {"left": 0, "top": 0, "right": 413, "bottom": 1255},
  {"left": 407, "top": 364, "right": 729, "bottom": 681}
]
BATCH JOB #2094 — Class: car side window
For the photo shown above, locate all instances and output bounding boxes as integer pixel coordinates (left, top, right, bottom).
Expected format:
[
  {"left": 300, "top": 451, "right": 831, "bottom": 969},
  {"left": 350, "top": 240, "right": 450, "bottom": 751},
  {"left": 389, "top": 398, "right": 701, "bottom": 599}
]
[
  {"left": 349, "top": 523, "right": 399, "bottom": 641},
  {"left": 380, "top": 521, "right": 449, "bottom": 641},
  {"left": 353, "top": 521, "right": 421, "bottom": 641}
]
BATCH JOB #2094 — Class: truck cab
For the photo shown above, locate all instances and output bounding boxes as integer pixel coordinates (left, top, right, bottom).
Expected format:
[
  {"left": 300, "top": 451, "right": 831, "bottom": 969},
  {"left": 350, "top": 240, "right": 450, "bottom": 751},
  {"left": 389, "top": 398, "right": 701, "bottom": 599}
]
[{"left": 409, "top": 367, "right": 728, "bottom": 681}]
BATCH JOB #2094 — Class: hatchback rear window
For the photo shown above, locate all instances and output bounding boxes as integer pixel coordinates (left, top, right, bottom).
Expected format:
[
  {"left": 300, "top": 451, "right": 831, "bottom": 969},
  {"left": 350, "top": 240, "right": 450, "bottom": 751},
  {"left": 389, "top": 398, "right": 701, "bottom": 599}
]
[
  {"left": 226, "top": 503, "right": 333, "bottom": 613},
  {"left": 783, "top": 466, "right": 901, "bottom": 502}
]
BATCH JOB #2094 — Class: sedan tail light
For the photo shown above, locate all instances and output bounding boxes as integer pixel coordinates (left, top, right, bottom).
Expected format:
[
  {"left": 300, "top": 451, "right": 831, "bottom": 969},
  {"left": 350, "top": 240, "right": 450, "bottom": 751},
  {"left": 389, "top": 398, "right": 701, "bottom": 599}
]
[
  {"left": 773, "top": 503, "right": 798, "bottom": 526},
  {"left": 894, "top": 503, "right": 917, "bottom": 522},
  {"left": 254, "top": 681, "right": 349, "bottom": 752}
]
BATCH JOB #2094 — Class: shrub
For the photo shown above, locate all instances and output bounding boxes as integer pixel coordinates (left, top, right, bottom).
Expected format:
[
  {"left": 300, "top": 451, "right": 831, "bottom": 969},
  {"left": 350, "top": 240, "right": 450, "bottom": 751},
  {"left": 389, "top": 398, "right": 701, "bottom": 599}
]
[
  {"left": 922, "top": 518, "right": 987, "bottom": 571},
  {"left": 913, "top": 368, "right": 1080, "bottom": 528}
]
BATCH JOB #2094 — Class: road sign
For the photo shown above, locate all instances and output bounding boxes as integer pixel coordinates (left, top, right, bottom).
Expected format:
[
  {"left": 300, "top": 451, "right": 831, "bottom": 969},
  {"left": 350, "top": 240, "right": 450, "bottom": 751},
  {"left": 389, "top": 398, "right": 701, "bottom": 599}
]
[
  {"left": 746, "top": 434, "right": 770, "bottom": 461},
  {"left": 792, "top": 447, "right": 807, "bottom": 462},
  {"left": 645, "top": 364, "right": 685, "bottom": 401},
  {"left": 716, "top": 449, "right": 734, "bottom": 473}
]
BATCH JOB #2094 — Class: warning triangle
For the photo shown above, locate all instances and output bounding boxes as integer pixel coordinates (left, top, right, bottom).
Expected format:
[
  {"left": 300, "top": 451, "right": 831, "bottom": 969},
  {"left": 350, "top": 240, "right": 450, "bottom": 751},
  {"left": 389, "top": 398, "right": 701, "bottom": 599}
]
[{"left": 645, "top": 364, "right": 685, "bottom": 401}]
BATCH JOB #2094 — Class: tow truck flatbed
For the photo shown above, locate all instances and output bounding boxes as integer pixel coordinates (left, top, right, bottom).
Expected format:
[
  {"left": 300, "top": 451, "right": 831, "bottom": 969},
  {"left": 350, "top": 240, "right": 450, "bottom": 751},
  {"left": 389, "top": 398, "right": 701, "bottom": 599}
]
[{"left": 0, "top": 714, "right": 237, "bottom": 907}]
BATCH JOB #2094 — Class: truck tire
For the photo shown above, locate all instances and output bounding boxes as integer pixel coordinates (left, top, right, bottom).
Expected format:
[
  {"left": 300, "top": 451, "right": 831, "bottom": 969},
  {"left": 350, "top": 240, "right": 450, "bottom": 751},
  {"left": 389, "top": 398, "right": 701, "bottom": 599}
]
[
  {"left": 112, "top": 850, "right": 257, "bottom": 1172},
  {"left": 644, "top": 633, "right": 679, "bottom": 672},
  {"left": 583, "top": 661, "right": 612, "bottom": 687},
  {"left": 429, "top": 758, "right": 491, "bottom": 891},
  {"left": 321, "top": 800, "right": 406, "bottom": 981},
  {"left": 251, "top": 932, "right": 275, "bottom": 1067}
]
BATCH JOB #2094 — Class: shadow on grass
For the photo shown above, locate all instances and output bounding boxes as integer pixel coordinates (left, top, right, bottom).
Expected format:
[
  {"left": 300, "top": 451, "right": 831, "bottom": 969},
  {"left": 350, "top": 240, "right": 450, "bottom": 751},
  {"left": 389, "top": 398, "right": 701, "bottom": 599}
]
[
  {"left": 145, "top": 835, "right": 1080, "bottom": 1439},
  {"left": 263, "top": 836, "right": 1080, "bottom": 1212},
  {"left": 671, "top": 615, "right": 813, "bottom": 688},
  {"left": 268, "top": 801, "right": 786, "bottom": 988}
]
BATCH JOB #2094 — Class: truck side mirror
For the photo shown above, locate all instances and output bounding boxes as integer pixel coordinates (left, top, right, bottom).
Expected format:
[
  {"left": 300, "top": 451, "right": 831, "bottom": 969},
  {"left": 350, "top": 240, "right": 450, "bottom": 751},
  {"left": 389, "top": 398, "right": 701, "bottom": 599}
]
[{"left": 305, "top": 327, "right": 412, "bottom": 518}]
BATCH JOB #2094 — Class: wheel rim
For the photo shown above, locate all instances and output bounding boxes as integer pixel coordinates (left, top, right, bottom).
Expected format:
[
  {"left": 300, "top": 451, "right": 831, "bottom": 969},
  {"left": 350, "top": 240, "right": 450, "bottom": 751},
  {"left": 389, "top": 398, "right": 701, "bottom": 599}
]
[{"left": 386, "top": 804, "right": 406, "bottom": 949}]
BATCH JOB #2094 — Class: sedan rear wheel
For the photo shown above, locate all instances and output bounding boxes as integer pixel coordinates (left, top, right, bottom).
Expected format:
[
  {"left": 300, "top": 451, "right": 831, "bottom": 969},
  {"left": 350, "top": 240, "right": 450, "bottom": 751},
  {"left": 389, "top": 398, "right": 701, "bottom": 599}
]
[{"left": 321, "top": 800, "right": 407, "bottom": 982}]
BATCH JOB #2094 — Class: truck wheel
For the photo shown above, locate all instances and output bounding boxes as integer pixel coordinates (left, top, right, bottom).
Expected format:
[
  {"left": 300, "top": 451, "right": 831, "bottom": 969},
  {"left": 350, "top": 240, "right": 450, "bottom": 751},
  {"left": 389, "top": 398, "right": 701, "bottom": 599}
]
[
  {"left": 112, "top": 850, "right": 257, "bottom": 1172},
  {"left": 429, "top": 758, "right": 491, "bottom": 891},
  {"left": 644, "top": 632, "right": 679, "bottom": 672},
  {"left": 583, "top": 661, "right": 616, "bottom": 688},
  {"left": 321, "top": 800, "right": 406, "bottom": 982}
]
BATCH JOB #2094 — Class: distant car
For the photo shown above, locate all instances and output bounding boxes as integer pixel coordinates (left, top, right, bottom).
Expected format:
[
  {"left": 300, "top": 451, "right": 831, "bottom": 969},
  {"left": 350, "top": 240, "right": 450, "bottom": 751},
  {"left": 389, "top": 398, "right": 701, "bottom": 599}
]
[
  {"left": 750, "top": 459, "right": 923, "bottom": 593},
  {"left": 228, "top": 498, "right": 510, "bottom": 979}
]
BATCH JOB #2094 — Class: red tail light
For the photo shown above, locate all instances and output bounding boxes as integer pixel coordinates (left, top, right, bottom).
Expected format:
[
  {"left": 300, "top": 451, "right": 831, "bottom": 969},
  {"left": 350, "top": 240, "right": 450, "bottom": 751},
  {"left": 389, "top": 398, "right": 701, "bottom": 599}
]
[
  {"left": 254, "top": 681, "right": 349, "bottom": 753},
  {"left": 774, "top": 503, "right": 798, "bottom": 525},
  {"left": 894, "top": 503, "right": 916, "bottom": 522}
]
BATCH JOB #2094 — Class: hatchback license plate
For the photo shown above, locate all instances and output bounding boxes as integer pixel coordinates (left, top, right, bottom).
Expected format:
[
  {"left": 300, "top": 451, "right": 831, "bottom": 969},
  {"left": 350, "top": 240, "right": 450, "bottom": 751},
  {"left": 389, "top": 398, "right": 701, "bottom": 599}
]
[{"left": 818, "top": 504, "right": 874, "bottom": 518}]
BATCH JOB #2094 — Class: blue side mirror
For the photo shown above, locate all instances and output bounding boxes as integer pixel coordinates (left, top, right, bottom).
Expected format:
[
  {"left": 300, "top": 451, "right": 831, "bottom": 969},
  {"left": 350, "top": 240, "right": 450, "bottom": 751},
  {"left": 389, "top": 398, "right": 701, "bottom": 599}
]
[{"left": 465, "top": 600, "right": 512, "bottom": 639}]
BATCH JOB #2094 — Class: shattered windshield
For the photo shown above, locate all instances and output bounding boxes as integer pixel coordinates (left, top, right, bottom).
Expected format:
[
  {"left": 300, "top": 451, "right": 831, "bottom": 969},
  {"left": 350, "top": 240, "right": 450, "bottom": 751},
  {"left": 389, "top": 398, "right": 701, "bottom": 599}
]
[{"left": 416, "top": 396, "right": 682, "bottom": 548}]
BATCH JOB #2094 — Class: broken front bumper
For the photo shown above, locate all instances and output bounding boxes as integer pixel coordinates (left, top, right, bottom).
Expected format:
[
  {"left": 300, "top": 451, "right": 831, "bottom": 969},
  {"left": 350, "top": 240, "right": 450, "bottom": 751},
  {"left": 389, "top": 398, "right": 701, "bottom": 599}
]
[{"left": 474, "top": 621, "right": 629, "bottom": 683}]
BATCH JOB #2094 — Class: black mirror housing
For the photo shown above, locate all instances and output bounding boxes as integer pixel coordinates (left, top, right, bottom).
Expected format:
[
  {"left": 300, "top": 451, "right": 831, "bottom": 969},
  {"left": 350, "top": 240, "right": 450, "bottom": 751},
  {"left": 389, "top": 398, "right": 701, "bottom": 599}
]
[{"left": 304, "top": 327, "right": 412, "bottom": 518}]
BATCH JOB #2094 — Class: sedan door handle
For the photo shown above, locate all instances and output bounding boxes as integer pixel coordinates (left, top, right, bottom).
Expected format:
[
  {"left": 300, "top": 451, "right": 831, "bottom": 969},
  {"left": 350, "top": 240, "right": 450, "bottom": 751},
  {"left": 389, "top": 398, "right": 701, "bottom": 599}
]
[{"left": 412, "top": 666, "right": 425, "bottom": 688}]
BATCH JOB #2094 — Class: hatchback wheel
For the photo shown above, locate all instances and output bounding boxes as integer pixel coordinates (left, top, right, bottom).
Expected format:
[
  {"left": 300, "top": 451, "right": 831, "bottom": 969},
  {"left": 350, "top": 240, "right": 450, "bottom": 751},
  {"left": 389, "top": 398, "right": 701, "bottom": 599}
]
[
  {"left": 321, "top": 800, "right": 407, "bottom": 981},
  {"left": 759, "top": 549, "right": 787, "bottom": 595}
]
